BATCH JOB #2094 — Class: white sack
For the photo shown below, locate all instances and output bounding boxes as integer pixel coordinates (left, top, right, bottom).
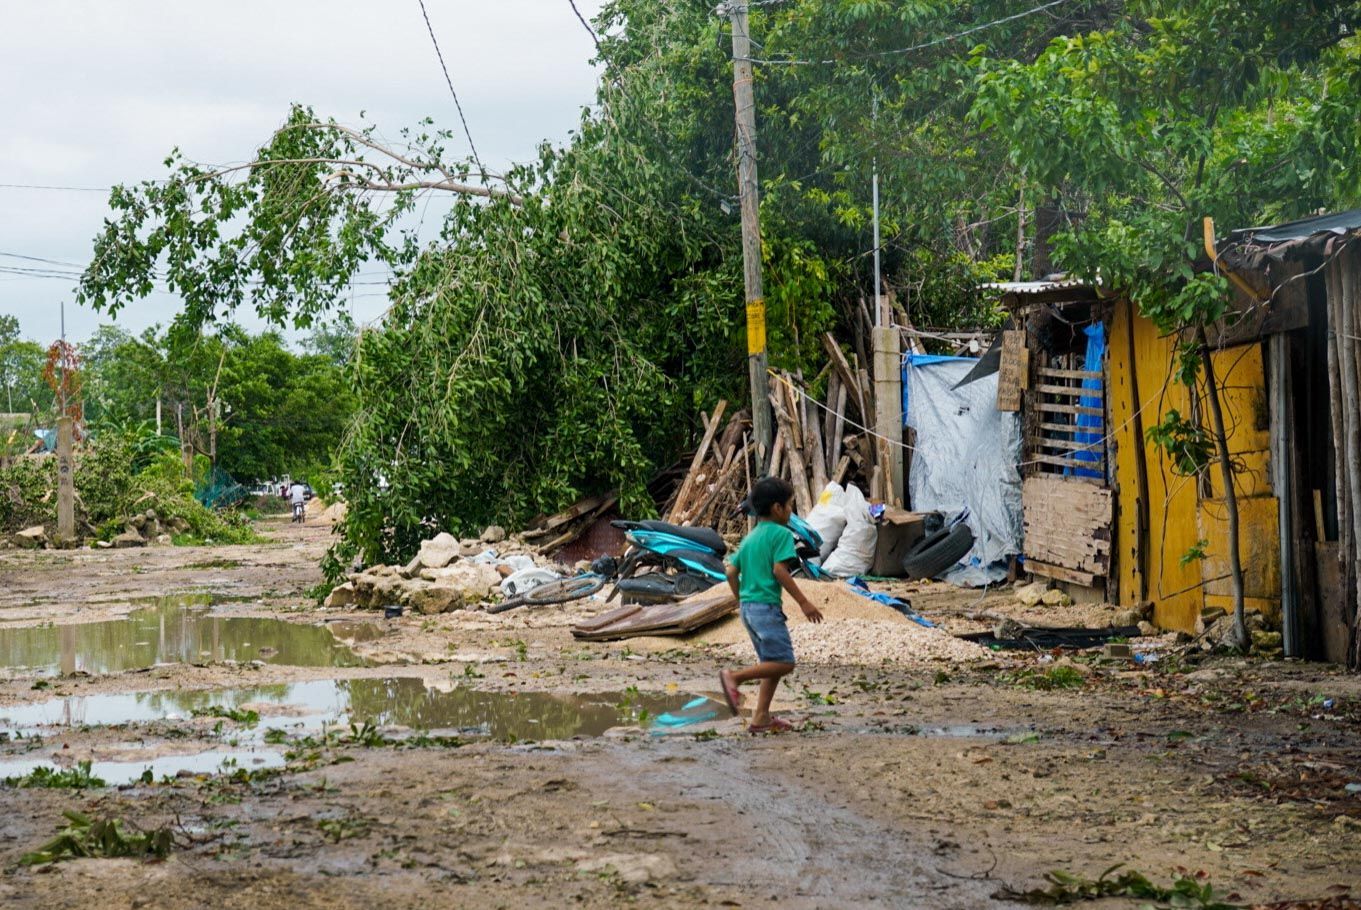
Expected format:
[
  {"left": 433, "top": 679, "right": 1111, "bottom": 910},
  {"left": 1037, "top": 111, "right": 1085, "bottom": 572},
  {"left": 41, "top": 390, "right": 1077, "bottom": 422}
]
[
  {"left": 500, "top": 567, "right": 561, "bottom": 597},
  {"left": 821, "top": 483, "right": 876, "bottom": 576},
  {"left": 806, "top": 482, "right": 848, "bottom": 560}
]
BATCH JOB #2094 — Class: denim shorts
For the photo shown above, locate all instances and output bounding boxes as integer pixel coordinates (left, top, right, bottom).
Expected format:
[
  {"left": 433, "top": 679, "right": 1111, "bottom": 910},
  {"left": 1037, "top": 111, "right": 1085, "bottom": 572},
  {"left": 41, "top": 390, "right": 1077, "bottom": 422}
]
[{"left": 740, "top": 601, "right": 796, "bottom": 664}]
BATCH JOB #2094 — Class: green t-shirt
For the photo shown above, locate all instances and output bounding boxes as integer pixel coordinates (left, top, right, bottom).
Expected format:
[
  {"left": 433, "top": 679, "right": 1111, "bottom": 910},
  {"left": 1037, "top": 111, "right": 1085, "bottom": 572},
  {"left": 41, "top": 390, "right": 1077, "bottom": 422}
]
[{"left": 727, "top": 519, "right": 797, "bottom": 605}]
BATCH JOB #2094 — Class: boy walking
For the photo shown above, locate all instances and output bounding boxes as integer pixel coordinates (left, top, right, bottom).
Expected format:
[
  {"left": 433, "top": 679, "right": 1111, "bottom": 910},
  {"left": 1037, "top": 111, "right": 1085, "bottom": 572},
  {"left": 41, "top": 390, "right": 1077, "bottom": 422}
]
[{"left": 719, "top": 477, "right": 823, "bottom": 733}]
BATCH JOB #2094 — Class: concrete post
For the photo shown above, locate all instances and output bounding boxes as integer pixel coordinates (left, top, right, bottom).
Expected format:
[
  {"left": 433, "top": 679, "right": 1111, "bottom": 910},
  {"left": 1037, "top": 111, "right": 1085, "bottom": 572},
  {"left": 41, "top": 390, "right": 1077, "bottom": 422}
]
[
  {"left": 872, "top": 325, "right": 904, "bottom": 506},
  {"left": 56, "top": 416, "right": 75, "bottom": 544}
]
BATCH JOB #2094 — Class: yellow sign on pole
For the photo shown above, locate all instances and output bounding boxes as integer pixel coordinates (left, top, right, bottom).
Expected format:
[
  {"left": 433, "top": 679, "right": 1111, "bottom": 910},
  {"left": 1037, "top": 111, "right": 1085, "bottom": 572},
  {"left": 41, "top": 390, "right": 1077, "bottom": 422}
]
[{"left": 746, "top": 299, "right": 767, "bottom": 356}]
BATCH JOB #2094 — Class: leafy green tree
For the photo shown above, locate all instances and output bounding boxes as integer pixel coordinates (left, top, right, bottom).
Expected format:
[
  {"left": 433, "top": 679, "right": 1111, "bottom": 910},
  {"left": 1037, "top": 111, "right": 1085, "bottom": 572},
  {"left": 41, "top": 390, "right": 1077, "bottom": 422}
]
[
  {"left": 80, "top": 324, "right": 354, "bottom": 484},
  {"left": 73, "top": 0, "right": 1361, "bottom": 590},
  {"left": 0, "top": 315, "right": 52, "bottom": 416}
]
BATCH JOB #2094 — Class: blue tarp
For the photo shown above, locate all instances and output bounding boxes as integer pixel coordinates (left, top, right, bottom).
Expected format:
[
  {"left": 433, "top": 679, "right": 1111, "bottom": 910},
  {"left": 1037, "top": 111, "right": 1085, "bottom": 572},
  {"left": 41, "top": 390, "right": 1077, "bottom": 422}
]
[{"left": 1066, "top": 322, "right": 1106, "bottom": 480}]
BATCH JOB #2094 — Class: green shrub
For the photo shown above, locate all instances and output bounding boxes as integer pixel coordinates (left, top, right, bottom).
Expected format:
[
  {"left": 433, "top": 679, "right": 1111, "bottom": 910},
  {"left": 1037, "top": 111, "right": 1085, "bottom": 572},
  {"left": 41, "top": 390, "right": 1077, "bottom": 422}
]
[{"left": 1, "top": 432, "right": 258, "bottom": 544}]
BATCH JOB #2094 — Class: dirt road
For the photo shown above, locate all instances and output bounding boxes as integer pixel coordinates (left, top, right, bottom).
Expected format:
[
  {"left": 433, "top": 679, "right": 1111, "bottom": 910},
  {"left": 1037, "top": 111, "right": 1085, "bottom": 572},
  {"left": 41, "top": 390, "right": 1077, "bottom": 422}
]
[{"left": 1, "top": 517, "right": 1358, "bottom": 908}]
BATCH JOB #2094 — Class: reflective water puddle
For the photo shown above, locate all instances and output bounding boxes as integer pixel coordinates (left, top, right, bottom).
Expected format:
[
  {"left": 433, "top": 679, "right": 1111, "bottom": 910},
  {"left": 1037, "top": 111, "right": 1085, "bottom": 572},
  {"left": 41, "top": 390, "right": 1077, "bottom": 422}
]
[
  {"left": 1, "top": 678, "right": 703, "bottom": 743},
  {"left": 0, "top": 750, "right": 284, "bottom": 787},
  {"left": 0, "top": 595, "right": 375, "bottom": 675},
  {"left": 0, "top": 677, "right": 723, "bottom": 784}
]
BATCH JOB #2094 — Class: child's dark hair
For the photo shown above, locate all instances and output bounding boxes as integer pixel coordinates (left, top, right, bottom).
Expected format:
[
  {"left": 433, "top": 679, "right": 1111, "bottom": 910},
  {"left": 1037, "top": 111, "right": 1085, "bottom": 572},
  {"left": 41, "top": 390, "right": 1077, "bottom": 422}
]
[{"left": 748, "top": 477, "right": 795, "bottom": 517}]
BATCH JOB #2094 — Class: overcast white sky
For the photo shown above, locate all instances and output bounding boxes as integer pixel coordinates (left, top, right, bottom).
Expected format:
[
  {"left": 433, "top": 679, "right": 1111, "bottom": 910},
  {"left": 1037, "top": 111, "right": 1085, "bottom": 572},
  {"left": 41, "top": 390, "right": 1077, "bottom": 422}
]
[{"left": 0, "top": 0, "right": 606, "bottom": 344}]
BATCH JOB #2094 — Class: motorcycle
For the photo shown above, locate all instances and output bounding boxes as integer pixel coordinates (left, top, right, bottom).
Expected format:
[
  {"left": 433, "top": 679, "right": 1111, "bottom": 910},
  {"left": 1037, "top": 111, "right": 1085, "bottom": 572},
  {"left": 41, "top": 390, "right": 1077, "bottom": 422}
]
[{"left": 605, "top": 514, "right": 830, "bottom": 604}]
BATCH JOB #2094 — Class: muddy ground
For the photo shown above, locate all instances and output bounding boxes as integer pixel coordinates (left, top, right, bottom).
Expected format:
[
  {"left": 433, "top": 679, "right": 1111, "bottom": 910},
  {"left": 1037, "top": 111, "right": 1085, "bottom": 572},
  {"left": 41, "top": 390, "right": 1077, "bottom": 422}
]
[{"left": 1, "top": 515, "right": 1359, "bottom": 909}]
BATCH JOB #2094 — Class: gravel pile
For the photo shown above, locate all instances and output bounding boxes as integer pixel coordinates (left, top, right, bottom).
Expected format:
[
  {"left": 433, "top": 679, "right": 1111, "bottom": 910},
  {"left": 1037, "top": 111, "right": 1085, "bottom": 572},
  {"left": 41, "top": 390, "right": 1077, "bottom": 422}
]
[
  {"left": 785, "top": 617, "right": 987, "bottom": 665},
  {"left": 701, "top": 580, "right": 988, "bottom": 666}
]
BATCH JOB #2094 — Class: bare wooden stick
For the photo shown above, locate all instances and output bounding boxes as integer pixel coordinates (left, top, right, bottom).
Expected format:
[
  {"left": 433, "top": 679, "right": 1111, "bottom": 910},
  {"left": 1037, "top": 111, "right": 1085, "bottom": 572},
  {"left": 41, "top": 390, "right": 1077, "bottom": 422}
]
[
  {"left": 832, "top": 454, "right": 851, "bottom": 485},
  {"left": 770, "top": 392, "right": 813, "bottom": 515},
  {"left": 805, "top": 380, "right": 828, "bottom": 495},
  {"left": 822, "top": 373, "right": 841, "bottom": 467},
  {"left": 769, "top": 427, "right": 787, "bottom": 479},
  {"left": 668, "top": 400, "right": 727, "bottom": 523},
  {"left": 829, "top": 383, "right": 848, "bottom": 474}
]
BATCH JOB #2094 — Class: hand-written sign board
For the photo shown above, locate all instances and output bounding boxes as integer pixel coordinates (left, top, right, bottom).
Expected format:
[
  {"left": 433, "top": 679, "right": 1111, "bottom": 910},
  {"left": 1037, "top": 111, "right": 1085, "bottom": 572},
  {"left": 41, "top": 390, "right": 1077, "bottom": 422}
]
[{"left": 996, "top": 330, "right": 1028, "bottom": 412}]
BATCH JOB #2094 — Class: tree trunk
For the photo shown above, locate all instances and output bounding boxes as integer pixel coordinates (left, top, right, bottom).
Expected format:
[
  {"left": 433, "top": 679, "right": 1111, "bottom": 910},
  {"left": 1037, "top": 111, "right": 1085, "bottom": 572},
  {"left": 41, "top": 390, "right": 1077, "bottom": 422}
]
[{"left": 1198, "top": 328, "right": 1249, "bottom": 651}]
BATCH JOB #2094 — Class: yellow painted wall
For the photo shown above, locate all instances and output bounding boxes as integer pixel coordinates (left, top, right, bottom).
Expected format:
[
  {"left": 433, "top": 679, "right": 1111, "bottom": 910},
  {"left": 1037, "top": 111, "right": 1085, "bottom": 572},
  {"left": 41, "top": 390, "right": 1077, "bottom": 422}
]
[
  {"left": 1107, "top": 301, "right": 1279, "bottom": 632},
  {"left": 1109, "top": 299, "right": 1202, "bottom": 630},
  {"left": 1198, "top": 344, "right": 1280, "bottom": 622}
]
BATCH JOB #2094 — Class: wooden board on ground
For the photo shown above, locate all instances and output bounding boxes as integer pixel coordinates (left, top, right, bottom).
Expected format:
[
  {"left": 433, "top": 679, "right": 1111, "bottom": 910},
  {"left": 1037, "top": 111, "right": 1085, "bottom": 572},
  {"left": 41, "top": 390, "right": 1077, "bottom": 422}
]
[{"left": 571, "top": 589, "right": 736, "bottom": 641}]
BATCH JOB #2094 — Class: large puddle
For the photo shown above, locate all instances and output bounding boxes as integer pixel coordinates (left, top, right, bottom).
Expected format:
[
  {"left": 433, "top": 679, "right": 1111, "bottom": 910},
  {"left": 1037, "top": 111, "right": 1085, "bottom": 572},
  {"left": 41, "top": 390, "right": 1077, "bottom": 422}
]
[
  {"left": 0, "top": 679, "right": 714, "bottom": 784},
  {"left": 0, "top": 678, "right": 690, "bottom": 740},
  {"left": 0, "top": 595, "right": 373, "bottom": 675}
]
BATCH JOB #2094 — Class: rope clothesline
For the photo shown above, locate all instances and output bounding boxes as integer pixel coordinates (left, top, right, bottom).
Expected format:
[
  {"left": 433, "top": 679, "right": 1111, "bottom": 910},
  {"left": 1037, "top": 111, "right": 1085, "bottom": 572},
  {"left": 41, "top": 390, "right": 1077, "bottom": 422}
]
[{"left": 769, "top": 367, "right": 1165, "bottom": 473}]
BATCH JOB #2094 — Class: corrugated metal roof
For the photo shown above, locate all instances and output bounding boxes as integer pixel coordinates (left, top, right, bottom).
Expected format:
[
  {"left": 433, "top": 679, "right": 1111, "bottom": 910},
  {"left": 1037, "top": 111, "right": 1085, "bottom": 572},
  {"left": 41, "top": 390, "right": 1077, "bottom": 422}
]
[
  {"left": 1231, "top": 208, "right": 1361, "bottom": 245},
  {"left": 980, "top": 278, "right": 1096, "bottom": 295}
]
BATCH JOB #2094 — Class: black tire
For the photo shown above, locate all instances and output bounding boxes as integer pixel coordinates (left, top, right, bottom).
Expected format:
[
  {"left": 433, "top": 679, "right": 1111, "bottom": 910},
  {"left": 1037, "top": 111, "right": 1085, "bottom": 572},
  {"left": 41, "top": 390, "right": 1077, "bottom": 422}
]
[
  {"left": 672, "top": 573, "right": 718, "bottom": 597},
  {"left": 524, "top": 574, "right": 607, "bottom": 606},
  {"left": 901, "top": 523, "right": 975, "bottom": 580}
]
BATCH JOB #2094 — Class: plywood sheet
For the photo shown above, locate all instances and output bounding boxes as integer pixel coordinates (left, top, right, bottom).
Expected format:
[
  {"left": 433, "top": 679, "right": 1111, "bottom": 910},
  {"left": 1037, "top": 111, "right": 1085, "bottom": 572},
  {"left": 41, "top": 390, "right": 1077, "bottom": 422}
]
[
  {"left": 1023, "top": 474, "right": 1113, "bottom": 576},
  {"left": 996, "top": 330, "right": 1027, "bottom": 412},
  {"left": 571, "top": 590, "right": 736, "bottom": 641}
]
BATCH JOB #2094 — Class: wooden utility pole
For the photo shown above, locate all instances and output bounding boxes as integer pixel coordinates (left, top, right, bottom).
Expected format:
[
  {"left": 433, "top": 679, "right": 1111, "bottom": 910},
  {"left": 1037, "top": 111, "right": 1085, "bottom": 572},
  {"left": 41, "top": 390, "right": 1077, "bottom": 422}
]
[{"left": 725, "top": 1, "right": 773, "bottom": 472}]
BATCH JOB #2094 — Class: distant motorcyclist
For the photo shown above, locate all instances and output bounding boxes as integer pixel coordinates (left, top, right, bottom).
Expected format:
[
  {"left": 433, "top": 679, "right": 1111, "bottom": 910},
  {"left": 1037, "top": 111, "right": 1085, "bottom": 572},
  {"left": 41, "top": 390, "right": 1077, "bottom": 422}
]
[{"left": 289, "top": 481, "right": 307, "bottom": 523}]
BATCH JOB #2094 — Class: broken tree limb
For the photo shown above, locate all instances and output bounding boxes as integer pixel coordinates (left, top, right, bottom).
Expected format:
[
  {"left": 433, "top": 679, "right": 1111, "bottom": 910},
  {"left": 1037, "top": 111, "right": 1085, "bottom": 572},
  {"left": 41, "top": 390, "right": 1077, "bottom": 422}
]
[{"left": 822, "top": 333, "right": 866, "bottom": 421}]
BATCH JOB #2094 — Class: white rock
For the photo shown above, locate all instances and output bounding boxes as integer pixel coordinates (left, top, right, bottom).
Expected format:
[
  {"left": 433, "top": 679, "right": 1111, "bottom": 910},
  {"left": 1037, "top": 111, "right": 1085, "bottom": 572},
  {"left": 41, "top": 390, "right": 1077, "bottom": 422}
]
[
  {"left": 418, "top": 532, "right": 460, "bottom": 569},
  {"left": 13, "top": 526, "right": 46, "bottom": 549},
  {"left": 480, "top": 525, "right": 507, "bottom": 543},
  {"left": 112, "top": 529, "right": 148, "bottom": 548},
  {"left": 1016, "top": 580, "right": 1048, "bottom": 607},
  {"left": 324, "top": 582, "right": 356, "bottom": 608}
]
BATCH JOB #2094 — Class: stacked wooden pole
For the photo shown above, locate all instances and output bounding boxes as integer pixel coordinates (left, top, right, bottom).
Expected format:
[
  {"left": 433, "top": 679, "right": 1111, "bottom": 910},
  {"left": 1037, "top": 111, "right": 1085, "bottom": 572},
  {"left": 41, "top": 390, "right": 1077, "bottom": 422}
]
[{"left": 664, "top": 334, "right": 884, "bottom": 541}]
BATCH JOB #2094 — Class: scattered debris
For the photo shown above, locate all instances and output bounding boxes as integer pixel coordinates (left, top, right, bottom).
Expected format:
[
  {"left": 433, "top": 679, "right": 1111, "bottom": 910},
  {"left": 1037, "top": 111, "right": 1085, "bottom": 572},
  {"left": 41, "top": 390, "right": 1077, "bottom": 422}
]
[
  {"left": 20, "top": 811, "right": 175, "bottom": 866},
  {"left": 996, "top": 864, "right": 1242, "bottom": 908}
]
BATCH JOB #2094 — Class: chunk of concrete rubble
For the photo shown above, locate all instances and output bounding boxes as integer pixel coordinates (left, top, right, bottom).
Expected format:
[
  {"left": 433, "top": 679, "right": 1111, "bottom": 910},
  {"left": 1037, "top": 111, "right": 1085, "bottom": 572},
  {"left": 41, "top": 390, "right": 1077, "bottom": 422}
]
[
  {"left": 13, "top": 526, "right": 47, "bottom": 549},
  {"left": 407, "top": 563, "right": 503, "bottom": 614},
  {"left": 1137, "top": 620, "right": 1158, "bottom": 636},
  {"left": 1040, "top": 588, "right": 1072, "bottom": 607},
  {"left": 349, "top": 572, "right": 404, "bottom": 609},
  {"left": 112, "top": 529, "right": 148, "bottom": 548},
  {"left": 398, "top": 554, "right": 424, "bottom": 579},
  {"left": 406, "top": 584, "right": 467, "bottom": 614},
  {"left": 480, "top": 525, "right": 507, "bottom": 543},
  {"left": 324, "top": 582, "right": 356, "bottom": 608},
  {"left": 1015, "top": 580, "right": 1048, "bottom": 607},
  {"left": 417, "top": 532, "right": 460, "bottom": 569}
]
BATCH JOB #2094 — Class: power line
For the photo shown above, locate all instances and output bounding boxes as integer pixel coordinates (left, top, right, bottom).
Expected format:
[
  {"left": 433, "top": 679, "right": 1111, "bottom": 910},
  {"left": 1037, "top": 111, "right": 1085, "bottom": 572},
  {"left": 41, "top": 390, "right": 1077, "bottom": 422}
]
[
  {"left": 740, "top": 0, "right": 1076, "bottom": 65},
  {"left": 0, "top": 251, "right": 86, "bottom": 269},
  {"left": 415, "top": 0, "right": 486, "bottom": 177},
  {"left": 0, "top": 182, "right": 111, "bottom": 192}
]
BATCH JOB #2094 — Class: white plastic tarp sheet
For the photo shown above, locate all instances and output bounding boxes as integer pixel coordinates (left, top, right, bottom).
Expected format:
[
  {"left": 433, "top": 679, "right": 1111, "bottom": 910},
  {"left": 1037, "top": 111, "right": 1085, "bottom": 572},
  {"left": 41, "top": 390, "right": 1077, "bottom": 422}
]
[{"left": 903, "top": 355, "right": 1022, "bottom": 585}]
